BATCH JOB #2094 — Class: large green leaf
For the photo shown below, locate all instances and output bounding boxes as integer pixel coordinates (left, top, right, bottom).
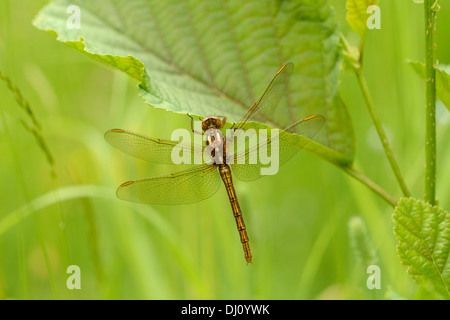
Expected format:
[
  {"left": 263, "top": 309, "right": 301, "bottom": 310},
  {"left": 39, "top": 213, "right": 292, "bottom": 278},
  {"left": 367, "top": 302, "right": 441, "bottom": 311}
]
[
  {"left": 393, "top": 198, "right": 450, "bottom": 299},
  {"left": 33, "top": 0, "right": 354, "bottom": 165}
]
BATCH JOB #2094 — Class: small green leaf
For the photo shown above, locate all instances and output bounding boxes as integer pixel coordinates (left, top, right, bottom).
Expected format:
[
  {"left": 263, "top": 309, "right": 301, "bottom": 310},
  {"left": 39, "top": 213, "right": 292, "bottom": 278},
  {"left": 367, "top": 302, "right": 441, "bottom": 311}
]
[
  {"left": 408, "top": 60, "right": 450, "bottom": 111},
  {"left": 346, "top": 0, "right": 379, "bottom": 37},
  {"left": 393, "top": 198, "right": 450, "bottom": 299}
]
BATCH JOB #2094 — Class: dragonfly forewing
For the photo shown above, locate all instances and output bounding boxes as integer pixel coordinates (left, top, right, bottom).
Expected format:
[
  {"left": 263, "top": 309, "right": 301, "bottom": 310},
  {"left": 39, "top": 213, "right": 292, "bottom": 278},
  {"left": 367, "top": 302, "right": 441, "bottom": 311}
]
[
  {"left": 105, "top": 129, "right": 205, "bottom": 165},
  {"left": 233, "top": 63, "right": 294, "bottom": 132}
]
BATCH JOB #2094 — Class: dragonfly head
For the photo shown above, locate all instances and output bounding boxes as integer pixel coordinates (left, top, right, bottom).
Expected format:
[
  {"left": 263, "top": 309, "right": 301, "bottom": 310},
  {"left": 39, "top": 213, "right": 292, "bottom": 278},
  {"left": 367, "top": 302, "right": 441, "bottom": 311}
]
[{"left": 202, "top": 116, "right": 225, "bottom": 131}]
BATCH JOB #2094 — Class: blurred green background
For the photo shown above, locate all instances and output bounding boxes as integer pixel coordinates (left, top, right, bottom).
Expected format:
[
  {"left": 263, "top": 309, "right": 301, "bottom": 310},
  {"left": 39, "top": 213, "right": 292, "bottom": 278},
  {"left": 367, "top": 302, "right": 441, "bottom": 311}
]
[{"left": 0, "top": 0, "right": 449, "bottom": 299}]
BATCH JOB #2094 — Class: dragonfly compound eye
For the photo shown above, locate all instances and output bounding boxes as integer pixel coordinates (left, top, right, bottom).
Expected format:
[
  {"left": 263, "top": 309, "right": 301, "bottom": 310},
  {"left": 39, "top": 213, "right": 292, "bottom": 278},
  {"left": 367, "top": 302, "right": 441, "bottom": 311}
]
[{"left": 202, "top": 116, "right": 223, "bottom": 131}]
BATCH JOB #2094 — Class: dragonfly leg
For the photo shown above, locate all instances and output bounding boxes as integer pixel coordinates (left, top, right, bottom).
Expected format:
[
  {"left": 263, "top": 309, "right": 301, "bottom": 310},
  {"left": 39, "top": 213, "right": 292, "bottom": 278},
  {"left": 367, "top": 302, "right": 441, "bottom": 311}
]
[
  {"left": 187, "top": 113, "right": 203, "bottom": 135},
  {"left": 219, "top": 116, "right": 227, "bottom": 129}
]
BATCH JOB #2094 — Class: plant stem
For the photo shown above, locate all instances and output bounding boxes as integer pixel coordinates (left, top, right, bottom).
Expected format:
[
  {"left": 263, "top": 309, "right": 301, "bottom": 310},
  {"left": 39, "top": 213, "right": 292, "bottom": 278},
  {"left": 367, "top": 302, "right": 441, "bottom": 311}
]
[
  {"left": 355, "top": 70, "right": 411, "bottom": 199},
  {"left": 424, "top": 0, "right": 437, "bottom": 205},
  {"left": 344, "top": 166, "right": 397, "bottom": 208}
]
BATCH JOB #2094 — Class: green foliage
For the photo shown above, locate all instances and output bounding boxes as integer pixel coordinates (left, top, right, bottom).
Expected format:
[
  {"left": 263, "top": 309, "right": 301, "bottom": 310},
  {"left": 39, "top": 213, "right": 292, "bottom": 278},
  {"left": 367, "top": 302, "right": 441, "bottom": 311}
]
[
  {"left": 1, "top": 0, "right": 449, "bottom": 300},
  {"left": 393, "top": 198, "right": 450, "bottom": 299},
  {"left": 408, "top": 60, "right": 450, "bottom": 111}
]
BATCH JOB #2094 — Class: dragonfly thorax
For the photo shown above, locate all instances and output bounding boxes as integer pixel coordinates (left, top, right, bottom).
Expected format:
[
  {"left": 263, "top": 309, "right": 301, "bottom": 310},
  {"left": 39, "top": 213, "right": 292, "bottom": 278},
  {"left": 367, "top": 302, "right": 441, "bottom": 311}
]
[
  {"left": 201, "top": 116, "right": 228, "bottom": 165},
  {"left": 205, "top": 128, "right": 224, "bottom": 148},
  {"left": 205, "top": 128, "right": 228, "bottom": 165}
]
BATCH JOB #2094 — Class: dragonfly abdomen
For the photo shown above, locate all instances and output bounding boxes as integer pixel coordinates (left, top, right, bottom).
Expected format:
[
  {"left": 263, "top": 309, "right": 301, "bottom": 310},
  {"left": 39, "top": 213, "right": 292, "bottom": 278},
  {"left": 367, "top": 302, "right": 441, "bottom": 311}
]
[{"left": 218, "top": 164, "right": 252, "bottom": 264}]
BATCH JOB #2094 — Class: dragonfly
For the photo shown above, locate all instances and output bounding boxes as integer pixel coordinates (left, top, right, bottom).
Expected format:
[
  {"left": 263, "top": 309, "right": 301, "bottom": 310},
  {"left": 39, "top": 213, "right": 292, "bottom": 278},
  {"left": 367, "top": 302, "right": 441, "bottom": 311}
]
[{"left": 105, "top": 63, "right": 325, "bottom": 264}]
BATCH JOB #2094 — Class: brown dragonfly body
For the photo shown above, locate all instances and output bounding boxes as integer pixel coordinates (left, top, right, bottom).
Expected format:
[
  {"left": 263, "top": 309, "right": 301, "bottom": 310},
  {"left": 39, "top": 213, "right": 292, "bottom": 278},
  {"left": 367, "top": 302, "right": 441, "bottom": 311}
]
[
  {"left": 105, "top": 63, "right": 325, "bottom": 264},
  {"left": 203, "top": 116, "right": 252, "bottom": 263},
  {"left": 218, "top": 164, "right": 251, "bottom": 263}
]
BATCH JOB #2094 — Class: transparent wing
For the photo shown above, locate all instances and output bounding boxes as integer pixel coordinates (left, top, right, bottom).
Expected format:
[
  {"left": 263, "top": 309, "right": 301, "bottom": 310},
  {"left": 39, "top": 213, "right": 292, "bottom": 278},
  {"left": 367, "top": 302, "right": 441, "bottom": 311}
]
[
  {"left": 117, "top": 165, "right": 221, "bottom": 205},
  {"left": 233, "top": 63, "right": 293, "bottom": 132},
  {"left": 230, "top": 115, "right": 326, "bottom": 182},
  {"left": 105, "top": 129, "right": 205, "bottom": 165}
]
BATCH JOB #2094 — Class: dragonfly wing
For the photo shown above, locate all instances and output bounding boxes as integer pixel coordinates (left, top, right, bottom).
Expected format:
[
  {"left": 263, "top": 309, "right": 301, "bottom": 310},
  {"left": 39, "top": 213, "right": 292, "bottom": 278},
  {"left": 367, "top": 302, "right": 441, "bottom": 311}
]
[
  {"left": 233, "top": 63, "right": 293, "bottom": 131},
  {"left": 105, "top": 129, "right": 205, "bottom": 165},
  {"left": 116, "top": 165, "right": 221, "bottom": 205},
  {"left": 231, "top": 115, "right": 326, "bottom": 181}
]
